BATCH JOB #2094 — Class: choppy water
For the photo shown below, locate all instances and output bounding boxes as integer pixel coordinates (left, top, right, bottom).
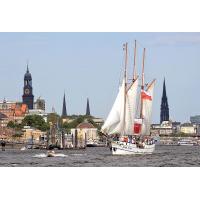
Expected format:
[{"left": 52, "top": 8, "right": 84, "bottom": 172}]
[{"left": 0, "top": 145, "right": 200, "bottom": 167}]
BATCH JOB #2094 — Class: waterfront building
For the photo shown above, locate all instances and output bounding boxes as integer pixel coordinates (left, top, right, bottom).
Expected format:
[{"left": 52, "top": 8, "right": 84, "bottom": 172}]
[
  {"left": 34, "top": 97, "right": 45, "bottom": 111},
  {"left": 150, "top": 124, "right": 160, "bottom": 136},
  {"left": 0, "top": 99, "right": 28, "bottom": 125},
  {"left": 190, "top": 115, "right": 200, "bottom": 124},
  {"left": 0, "top": 99, "right": 16, "bottom": 118},
  {"left": 151, "top": 121, "right": 173, "bottom": 136},
  {"left": 151, "top": 121, "right": 181, "bottom": 136},
  {"left": 86, "top": 98, "right": 90, "bottom": 116},
  {"left": 160, "top": 78, "right": 169, "bottom": 124},
  {"left": 22, "top": 126, "right": 46, "bottom": 143},
  {"left": 22, "top": 65, "right": 34, "bottom": 110},
  {"left": 172, "top": 121, "right": 181, "bottom": 133},
  {"left": 77, "top": 122, "right": 98, "bottom": 141},
  {"left": 70, "top": 122, "right": 98, "bottom": 148},
  {"left": 196, "top": 125, "right": 200, "bottom": 135},
  {"left": 70, "top": 128, "right": 86, "bottom": 148},
  {"left": 180, "top": 123, "right": 196, "bottom": 135},
  {"left": 0, "top": 127, "right": 14, "bottom": 140},
  {"left": 92, "top": 117, "right": 104, "bottom": 127},
  {"left": 0, "top": 112, "right": 9, "bottom": 127}
]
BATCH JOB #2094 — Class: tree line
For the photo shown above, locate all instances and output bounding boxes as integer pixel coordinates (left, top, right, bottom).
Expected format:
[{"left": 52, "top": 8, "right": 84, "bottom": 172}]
[{"left": 7, "top": 113, "right": 100, "bottom": 132}]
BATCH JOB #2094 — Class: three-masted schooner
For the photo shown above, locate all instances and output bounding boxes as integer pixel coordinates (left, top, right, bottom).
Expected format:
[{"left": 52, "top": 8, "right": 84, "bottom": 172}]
[{"left": 102, "top": 41, "right": 156, "bottom": 155}]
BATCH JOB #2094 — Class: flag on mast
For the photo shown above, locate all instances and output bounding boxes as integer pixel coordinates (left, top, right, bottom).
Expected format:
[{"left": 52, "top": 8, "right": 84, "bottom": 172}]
[{"left": 141, "top": 90, "right": 152, "bottom": 101}]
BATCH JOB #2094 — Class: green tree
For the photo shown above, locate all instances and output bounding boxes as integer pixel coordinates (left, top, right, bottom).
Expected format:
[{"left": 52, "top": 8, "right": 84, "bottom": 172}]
[
  {"left": 47, "top": 113, "right": 61, "bottom": 125},
  {"left": 62, "top": 115, "right": 101, "bottom": 130},
  {"left": 22, "top": 115, "right": 48, "bottom": 131},
  {"left": 7, "top": 121, "right": 23, "bottom": 130},
  {"left": 76, "top": 116, "right": 84, "bottom": 124},
  {"left": 87, "top": 118, "right": 100, "bottom": 129},
  {"left": 7, "top": 121, "right": 15, "bottom": 128},
  {"left": 63, "top": 120, "right": 79, "bottom": 129}
]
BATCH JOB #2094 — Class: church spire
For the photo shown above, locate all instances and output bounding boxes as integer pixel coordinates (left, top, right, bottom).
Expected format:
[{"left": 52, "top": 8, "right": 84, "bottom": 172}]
[
  {"left": 160, "top": 78, "right": 169, "bottom": 124},
  {"left": 62, "top": 92, "right": 67, "bottom": 117},
  {"left": 23, "top": 64, "right": 34, "bottom": 110},
  {"left": 27, "top": 65, "right": 29, "bottom": 73},
  {"left": 163, "top": 78, "right": 166, "bottom": 97},
  {"left": 26, "top": 60, "right": 29, "bottom": 73},
  {"left": 86, "top": 98, "right": 90, "bottom": 116}
]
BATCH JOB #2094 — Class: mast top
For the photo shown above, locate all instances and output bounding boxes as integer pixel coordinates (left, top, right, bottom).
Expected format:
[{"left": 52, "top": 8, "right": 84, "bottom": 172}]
[
  {"left": 123, "top": 42, "right": 128, "bottom": 84},
  {"left": 133, "top": 40, "right": 137, "bottom": 81},
  {"left": 141, "top": 48, "right": 146, "bottom": 90}
]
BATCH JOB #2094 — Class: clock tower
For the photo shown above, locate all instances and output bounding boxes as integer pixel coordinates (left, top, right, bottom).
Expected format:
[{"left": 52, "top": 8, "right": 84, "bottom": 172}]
[{"left": 22, "top": 65, "right": 34, "bottom": 109}]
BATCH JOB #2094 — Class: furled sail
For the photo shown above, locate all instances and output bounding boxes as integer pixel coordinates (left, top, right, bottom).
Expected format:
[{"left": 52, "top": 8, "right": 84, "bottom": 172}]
[
  {"left": 124, "top": 78, "right": 139, "bottom": 135},
  {"left": 101, "top": 78, "right": 125, "bottom": 135},
  {"left": 141, "top": 80, "right": 156, "bottom": 135}
]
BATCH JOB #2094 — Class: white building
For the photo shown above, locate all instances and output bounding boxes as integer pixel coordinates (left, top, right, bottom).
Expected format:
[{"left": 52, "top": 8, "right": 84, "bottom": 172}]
[
  {"left": 92, "top": 118, "right": 104, "bottom": 127},
  {"left": 180, "top": 123, "right": 196, "bottom": 135},
  {"left": 70, "top": 122, "right": 98, "bottom": 146},
  {"left": 151, "top": 121, "right": 173, "bottom": 136}
]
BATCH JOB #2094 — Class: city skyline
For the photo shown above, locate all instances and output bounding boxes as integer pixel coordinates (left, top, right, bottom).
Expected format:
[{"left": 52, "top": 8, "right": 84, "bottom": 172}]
[{"left": 0, "top": 32, "right": 200, "bottom": 123}]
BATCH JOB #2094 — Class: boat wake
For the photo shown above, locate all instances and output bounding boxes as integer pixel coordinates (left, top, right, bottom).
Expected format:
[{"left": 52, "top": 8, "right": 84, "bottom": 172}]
[
  {"left": 33, "top": 153, "right": 68, "bottom": 158},
  {"left": 72, "top": 153, "right": 87, "bottom": 156},
  {"left": 53, "top": 153, "right": 68, "bottom": 157},
  {"left": 33, "top": 153, "right": 47, "bottom": 158}
]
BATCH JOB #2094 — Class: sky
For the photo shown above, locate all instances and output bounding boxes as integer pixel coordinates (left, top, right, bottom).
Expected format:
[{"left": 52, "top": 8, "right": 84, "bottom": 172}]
[{"left": 0, "top": 32, "right": 199, "bottom": 123}]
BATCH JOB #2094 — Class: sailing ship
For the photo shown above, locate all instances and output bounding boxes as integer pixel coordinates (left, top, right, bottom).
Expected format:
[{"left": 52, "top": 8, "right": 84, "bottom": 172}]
[{"left": 102, "top": 41, "right": 156, "bottom": 155}]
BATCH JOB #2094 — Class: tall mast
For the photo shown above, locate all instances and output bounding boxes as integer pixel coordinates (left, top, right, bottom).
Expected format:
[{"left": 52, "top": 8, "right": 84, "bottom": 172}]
[
  {"left": 133, "top": 40, "right": 137, "bottom": 81},
  {"left": 142, "top": 48, "right": 145, "bottom": 90},
  {"left": 123, "top": 42, "right": 128, "bottom": 134},
  {"left": 124, "top": 42, "right": 128, "bottom": 83},
  {"left": 140, "top": 48, "right": 146, "bottom": 118}
]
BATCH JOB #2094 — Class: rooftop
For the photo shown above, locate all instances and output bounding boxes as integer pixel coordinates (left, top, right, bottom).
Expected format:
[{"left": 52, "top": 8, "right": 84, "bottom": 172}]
[{"left": 77, "top": 122, "right": 95, "bottom": 129}]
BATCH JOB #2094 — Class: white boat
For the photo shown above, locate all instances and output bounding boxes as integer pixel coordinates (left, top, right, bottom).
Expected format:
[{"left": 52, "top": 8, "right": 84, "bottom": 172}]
[
  {"left": 46, "top": 151, "right": 67, "bottom": 157},
  {"left": 47, "top": 150, "right": 56, "bottom": 157},
  {"left": 87, "top": 139, "right": 106, "bottom": 147},
  {"left": 102, "top": 41, "right": 156, "bottom": 155},
  {"left": 20, "top": 147, "right": 26, "bottom": 151},
  {"left": 20, "top": 144, "right": 33, "bottom": 150},
  {"left": 178, "top": 139, "right": 197, "bottom": 146},
  {"left": 112, "top": 141, "right": 155, "bottom": 155},
  {"left": 86, "top": 139, "right": 97, "bottom": 147}
]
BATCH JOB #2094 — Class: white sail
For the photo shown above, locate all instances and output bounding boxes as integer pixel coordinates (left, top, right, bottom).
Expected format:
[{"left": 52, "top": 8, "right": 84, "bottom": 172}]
[
  {"left": 141, "top": 80, "right": 156, "bottom": 135},
  {"left": 125, "top": 78, "right": 139, "bottom": 134},
  {"left": 101, "top": 78, "right": 125, "bottom": 135}
]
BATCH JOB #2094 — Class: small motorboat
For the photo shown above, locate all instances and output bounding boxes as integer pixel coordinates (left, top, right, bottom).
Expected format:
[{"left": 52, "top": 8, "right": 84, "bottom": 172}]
[
  {"left": 20, "top": 145, "right": 33, "bottom": 150},
  {"left": 47, "top": 150, "right": 56, "bottom": 157},
  {"left": 20, "top": 147, "right": 26, "bottom": 151}
]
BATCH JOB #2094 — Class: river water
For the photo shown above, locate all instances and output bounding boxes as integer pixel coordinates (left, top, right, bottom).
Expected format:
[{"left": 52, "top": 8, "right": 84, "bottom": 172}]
[{"left": 0, "top": 145, "right": 200, "bottom": 167}]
